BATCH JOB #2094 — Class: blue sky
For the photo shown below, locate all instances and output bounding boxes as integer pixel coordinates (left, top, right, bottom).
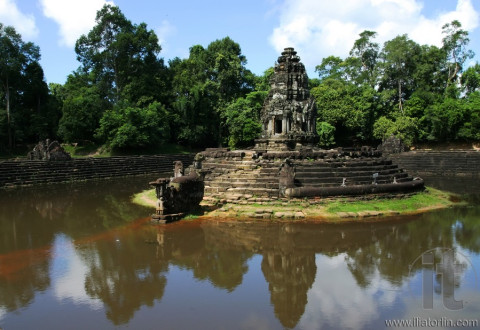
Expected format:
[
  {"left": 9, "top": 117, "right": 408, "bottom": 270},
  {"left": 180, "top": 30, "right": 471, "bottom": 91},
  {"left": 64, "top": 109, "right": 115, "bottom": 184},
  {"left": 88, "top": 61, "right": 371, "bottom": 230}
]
[{"left": 1, "top": 0, "right": 479, "bottom": 84}]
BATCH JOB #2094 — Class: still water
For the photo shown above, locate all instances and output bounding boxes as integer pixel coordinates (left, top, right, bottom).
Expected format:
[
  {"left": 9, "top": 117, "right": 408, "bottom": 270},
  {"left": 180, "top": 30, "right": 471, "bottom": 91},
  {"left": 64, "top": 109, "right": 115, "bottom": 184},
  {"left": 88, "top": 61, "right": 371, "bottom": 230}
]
[{"left": 0, "top": 175, "right": 479, "bottom": 329}]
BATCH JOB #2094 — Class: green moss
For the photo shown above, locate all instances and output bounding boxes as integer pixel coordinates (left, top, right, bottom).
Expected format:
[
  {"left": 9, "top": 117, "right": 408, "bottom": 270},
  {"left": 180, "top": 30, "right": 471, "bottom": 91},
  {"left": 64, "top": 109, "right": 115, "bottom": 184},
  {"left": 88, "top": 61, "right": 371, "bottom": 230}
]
[{"left": 325, "top": 188, "right": 455, "bottom": 214}]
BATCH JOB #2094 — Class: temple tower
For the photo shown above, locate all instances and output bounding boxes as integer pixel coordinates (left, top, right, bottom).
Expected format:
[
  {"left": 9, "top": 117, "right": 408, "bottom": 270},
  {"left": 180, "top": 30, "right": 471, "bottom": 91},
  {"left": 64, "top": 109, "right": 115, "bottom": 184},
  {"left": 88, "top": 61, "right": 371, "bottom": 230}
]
[{"left": 255, "top": 47, "right": 318, "bottom": 151}]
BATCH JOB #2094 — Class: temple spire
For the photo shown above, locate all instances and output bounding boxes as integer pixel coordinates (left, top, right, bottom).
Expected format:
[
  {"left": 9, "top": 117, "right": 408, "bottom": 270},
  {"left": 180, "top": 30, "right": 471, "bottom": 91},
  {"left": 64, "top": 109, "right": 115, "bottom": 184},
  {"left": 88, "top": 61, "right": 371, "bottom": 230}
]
[{"left": 255, "top": 47, "right": 318, "bottom": 151}]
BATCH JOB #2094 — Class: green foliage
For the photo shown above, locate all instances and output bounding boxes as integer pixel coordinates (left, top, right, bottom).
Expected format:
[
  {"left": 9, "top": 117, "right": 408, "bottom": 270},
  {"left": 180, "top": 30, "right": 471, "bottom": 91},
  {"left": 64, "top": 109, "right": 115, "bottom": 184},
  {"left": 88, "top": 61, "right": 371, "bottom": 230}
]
[
  {"left": 423, "top": 97, "right": 467, "bottom": 141},
  {"left": 313, "top": 22, "right": 478, "bottom": 146},
  {"left": 379, "top": 34, "right": 422, "bottom": 113},
  {"left": 311, "top": 79, "right": 376, "bottom": 144},
  {"left": 3, "top": 7, "right": 480, "bottom": 154},
  {"left": 0, "top": 23, "right": 58, "bottom": 149},
  {"left": 169, "top": 37, "right": 254, "bottom": 147},
  {"left": 373, "top": 116, "right": 418, "bottom": 146},
  {"left": 75, "top": 4, "right": 165, "bottom": 105},
  {"left": 224, "top": 91, "right": 264, "bottom": 148},
  {"left": 316, "top": 121, "right": 336, "bottom": 148},
  {"left": 95, "top": 101, "right": 170, "bottom": 150},
  {"left": 57, "top": 75, "right": 106, "bottom": 142},
  {"left": 442, "top": 20, "right": 475, "bottom": 87},
  {"left": 458, "top": 92, "right": 480, "bottom": 140},
  {"left": 461, "top": 64, "right": 480, "bottom": 94}
]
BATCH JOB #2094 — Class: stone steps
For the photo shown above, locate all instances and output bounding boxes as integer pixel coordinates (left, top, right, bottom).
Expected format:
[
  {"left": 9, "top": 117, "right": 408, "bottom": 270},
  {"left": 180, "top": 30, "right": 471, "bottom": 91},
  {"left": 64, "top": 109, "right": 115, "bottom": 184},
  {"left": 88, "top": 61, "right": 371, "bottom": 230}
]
[
  {"left": 295, "top": 169, "right": 404, "bottom": 180},
  {"left": 225, "top": 187, "right": 278, "bottom": 197},
  {"left": 201, "top": 152, "right": 430, "bottom": 200},
  {"left": 211, "top": 181, "right": 279, "bottom": 189},
  {"left": 294, "top": 163, "right": 398, "bottom": 172}
]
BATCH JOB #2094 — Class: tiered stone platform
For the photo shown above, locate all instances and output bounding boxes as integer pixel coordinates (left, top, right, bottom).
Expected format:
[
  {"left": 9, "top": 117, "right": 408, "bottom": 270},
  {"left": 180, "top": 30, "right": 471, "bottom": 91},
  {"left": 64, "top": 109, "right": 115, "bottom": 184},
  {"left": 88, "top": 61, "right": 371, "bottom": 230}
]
[
  {"left": 199, "top": 148, "right": 424, "bottom": 204},
  {"left": 0, "top": 154, "right": 194, "bottom": 188}
]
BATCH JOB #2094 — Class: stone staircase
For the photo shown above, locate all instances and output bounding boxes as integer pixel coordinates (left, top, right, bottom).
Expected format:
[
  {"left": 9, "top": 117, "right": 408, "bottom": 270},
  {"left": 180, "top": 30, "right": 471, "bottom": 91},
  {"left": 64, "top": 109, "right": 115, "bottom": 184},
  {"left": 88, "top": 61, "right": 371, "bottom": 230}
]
[
  {"left": 0, "top": 154, "right": 194, "bottom": 188},
  {"left": 201, "top": 153, "right": 416, "bottom": 201},
  {"left": 203, "top": 158, "right": 280, "bottom": 199},
  {"left": 293, "top": 158, "right": 411, "bottom": 188}
]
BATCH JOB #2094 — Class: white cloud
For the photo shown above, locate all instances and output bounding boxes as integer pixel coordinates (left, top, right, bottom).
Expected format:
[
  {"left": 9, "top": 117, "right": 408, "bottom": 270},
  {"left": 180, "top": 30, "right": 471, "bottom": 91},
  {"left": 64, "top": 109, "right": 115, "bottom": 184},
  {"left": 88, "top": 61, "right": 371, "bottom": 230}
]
[
  {"left": 298, "top": 254, "right": 402, "bottom": 329},
  {"left": 40, "top": 0, "right": 115, "bottom": 47},
  {"left": 0, "top": 306, "right": 5, "bottom": 323},
  {"left": 52, "top": 234, "right": 103, "bottom": 309},
  {"left": 0, "top": 0, "right": 38, "bottom": 39},
  {"left": 155, "top": 20, "right": 176, "bottom": 53},
  {"left": 269, "top": 0, "right": 480, "bottom": 73}
]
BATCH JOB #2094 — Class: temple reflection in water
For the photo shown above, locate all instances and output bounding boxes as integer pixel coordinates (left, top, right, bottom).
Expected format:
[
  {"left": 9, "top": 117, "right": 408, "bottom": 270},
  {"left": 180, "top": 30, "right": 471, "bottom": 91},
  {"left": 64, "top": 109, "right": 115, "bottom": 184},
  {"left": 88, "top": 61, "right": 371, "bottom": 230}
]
[{"left": 0, "top": 179, "right": 479, "bottom": 329}]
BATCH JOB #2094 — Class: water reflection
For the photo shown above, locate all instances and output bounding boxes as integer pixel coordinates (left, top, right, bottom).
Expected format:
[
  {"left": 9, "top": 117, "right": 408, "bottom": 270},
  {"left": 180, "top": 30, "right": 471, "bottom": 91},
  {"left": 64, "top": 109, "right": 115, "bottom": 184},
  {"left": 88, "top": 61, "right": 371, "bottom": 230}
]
[{"left": 0, "top": 179, "right": 479, "bottom": 329}]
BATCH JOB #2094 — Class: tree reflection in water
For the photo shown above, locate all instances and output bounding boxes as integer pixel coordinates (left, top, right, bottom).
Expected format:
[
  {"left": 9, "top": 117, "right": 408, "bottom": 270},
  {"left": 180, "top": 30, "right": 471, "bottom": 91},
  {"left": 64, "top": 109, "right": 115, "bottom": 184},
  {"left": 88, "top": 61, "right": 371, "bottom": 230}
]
[{"left": 0, "top": 180, "right": 479, "bottom": 328}]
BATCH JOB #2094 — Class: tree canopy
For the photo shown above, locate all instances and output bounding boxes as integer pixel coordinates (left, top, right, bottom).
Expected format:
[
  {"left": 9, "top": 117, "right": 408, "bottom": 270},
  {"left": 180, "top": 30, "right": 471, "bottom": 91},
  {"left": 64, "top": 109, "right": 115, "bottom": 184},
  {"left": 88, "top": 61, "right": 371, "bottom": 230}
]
[
  {"left": 1, "top": 5, "right": 478, "bottom": 154},
  {"left": 312, "top": 20, "right": 478, "bottom": 147},
  {"left": 0, "top": 23, "right": 56, "bottom": 150}
]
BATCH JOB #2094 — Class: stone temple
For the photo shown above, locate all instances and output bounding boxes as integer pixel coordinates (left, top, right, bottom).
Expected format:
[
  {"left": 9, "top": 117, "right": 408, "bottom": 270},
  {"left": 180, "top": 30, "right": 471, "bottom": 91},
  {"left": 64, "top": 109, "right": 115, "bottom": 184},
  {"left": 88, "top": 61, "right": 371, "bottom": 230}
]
[
  {"left": 151, "top": 48, "right": 424, "bottom": 220},
  {"left": 254, "top": 47, "right": 318, "bottom": 151}
]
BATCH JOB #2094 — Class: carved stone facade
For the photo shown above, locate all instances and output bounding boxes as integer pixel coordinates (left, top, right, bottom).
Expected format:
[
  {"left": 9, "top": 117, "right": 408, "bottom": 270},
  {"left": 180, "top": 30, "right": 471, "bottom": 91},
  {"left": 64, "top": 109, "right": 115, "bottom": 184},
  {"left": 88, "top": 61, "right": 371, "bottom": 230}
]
[
  {"left": 255, "top": 47, "right": 318, "bottom": 151},
  {"left": 149, "top": 161, "right": 206, "bottom": 224}
]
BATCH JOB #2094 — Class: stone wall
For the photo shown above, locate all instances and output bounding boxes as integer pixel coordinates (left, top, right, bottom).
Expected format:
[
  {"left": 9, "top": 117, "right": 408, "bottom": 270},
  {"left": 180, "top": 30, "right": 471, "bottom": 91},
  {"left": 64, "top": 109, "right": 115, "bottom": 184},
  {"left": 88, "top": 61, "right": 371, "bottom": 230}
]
[
  {"left": 0, "top": 154, "right": 194, "bottom": 188},
  {"left": 389, "top": 151, "right": 480, "bottom": 178}
]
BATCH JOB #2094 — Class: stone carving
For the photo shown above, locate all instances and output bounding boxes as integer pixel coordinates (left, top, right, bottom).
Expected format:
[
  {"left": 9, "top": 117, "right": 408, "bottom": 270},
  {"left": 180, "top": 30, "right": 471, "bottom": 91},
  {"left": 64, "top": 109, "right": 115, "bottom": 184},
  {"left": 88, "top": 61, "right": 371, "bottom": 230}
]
[
  {"left": 255, "top": 47, "right": 318, "bottom": 151},
  {"left": 173, "top": 161, "right": 184, "bottom": 178},
  {"left": 149, "top": 162, "right": 206, "bottom": 224},
  {"left": 27, "top": 139, "right": 71, "bottom": 161},
  {"left": 379, "top": 135, "right": 407, "bottom": 155},
  {"left": 193, "top": 153, "right": 205, "bottom": 169},
  {"left": 278, "top": 159, "right": 295, "bottom": 197}
]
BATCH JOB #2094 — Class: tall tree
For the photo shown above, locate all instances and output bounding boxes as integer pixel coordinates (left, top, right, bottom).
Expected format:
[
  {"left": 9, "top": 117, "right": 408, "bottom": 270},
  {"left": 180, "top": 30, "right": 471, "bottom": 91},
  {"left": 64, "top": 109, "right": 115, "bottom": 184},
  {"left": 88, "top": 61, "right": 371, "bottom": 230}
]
[
  {"left": 59, "top": 4, "right": 170, "bottom": 147},
  {"left": 0, "top": 23, "right": 40, "bottom": 148},
  {"left": 75, "top": 4, "right": 164, "bottom": 105},
  {"left": 379, "top": 35, "right": 421, "bottom": 114},
  {"left": 441, "top": 20, "right": 474, "bottom": 89},
  {"left": 349, "top": 30, "right": 379, "bottom": 86},
  {"left": 57, "top": 70, "right": 107, "bottom": 142},
  {"left": 170, "top": 37, "right": 254, "bottom": 147}
]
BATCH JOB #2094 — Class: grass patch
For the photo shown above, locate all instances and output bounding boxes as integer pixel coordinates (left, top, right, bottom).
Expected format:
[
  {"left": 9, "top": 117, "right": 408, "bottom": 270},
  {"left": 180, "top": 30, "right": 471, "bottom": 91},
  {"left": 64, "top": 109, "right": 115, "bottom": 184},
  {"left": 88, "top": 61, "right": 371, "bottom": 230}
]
[
  {"left": 325, "top": 187, "right": 454, "bottom": 214},
  {"left": 62, "top": 142, "right": 101, "bottom": 158},
  {"left": 132, "top": 188, "right": 157, "bottom": 208}
]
